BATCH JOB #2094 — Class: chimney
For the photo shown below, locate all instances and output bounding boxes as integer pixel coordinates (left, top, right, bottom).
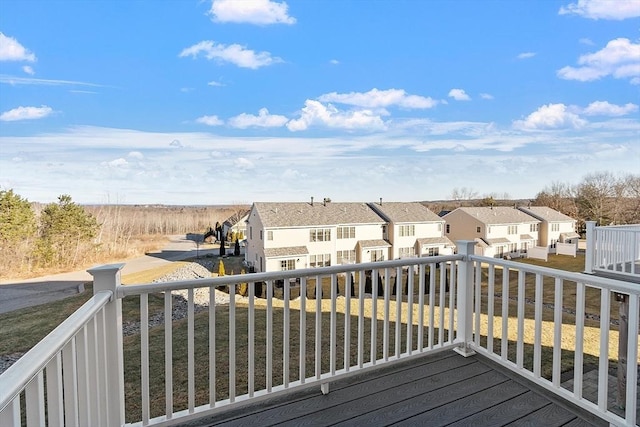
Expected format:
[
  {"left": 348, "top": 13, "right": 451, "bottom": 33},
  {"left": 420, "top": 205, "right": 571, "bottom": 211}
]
[
  {"left": 310, "top": 196, "right": 314, "bottom": 206},
  {"left": 379, "top": 197, "right": 383, "bottom": 206}
]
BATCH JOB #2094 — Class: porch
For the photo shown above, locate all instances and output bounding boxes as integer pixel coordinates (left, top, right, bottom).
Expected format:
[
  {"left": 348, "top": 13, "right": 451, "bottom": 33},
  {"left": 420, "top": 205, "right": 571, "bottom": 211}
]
[{"left": 1, "top": 241, "right": 638, "bottom": 427}]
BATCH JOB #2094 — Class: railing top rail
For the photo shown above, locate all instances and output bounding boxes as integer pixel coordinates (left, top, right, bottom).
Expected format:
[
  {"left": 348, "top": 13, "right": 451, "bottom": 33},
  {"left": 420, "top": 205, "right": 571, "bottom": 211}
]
[
  {"left": 119, "top": 254, "right": 464, "bottom": 297},
  {"left": 595, "top": 224, "right": 640, "bottom": 231},
  {"left": 0, "top": 290, "right": 113, "bottom": 412},
  {"left": 470, "top": 255, "right": 640, "bottom": 295}
]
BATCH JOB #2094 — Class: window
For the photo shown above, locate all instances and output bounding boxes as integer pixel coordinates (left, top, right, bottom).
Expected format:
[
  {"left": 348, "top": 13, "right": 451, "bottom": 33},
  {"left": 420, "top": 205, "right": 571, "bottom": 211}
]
[
  {"left": 507, "top": 225, "right": 517, "bottom": 235},
  {"left": 309, "top": 228, "right": 331, "bottom": 242},
  {"left": 337, "top": 226, "right": 355, "bottom": 239},
  {"left": 530, "top": 223, "right": 539, "bottom": 232},
  {"left": 495, "top": 246, "right": 504, "bottom": 257},
  {"left": 551, "top": 223, "right": 560, "bottom": 232},
  {"left": 399, "top": 225, "right": 415, "bottom": 237},
  {"left": 371, "top": 249, "right": 384, "bottom": 262},
  {"left": 337, "top": 250, "right": 356, "bottom": 263},
  {"left": 260, "top": 230, "right": 263, "bottom": 240},
  {"left": 310, "top": 253, "right": 331, "bottom": 268},
  {"left": 508, "top": 243, "right": 517, "bottom": 253},
  {"left": 522, "top": 242, "right": 528, "bottom": 253},
  {"left": 426, "top": 247, "right": 439, "bottom": 256},
  {"left": 551, "top": 239, "right": 557, "bottom": 248},
  {"left": 437, "top": 223, "right": 442, "bottom": 232},
  {"left": 267, "top": 230, "right": 273, "bottom": 241},
  {"left": 280, "top": 259, "right": 296, "bottom": 271},
  {"left": 446, "top": 224, "right": 450, "bottom": 234},
  {"left": 399, "top": 247, "right": 415, "bottom": 258},
  {"left": 476, "top": 226, "right": 481, "bottom": 233}
]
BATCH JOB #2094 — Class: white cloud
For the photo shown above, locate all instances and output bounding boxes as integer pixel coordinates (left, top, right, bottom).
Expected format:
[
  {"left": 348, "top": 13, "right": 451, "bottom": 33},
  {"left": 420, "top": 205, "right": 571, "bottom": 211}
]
[
  {"left": 209, "top": 0, "right": 296, "bottom": 25},
  {"left": 318, "top": 88, "right": 437, "bottom": 109},
  {"left": 103, "top": 158, "right": 129, "bottom": 168},
  {"left": 286, "top": 100, "right": 386, "bottom": 131},
  {"left": 517, "top": 52, "right": 536, "bottom": 59},
  {"left": 559, "top": 0, "right": 640, "bottom": 20},
  {"left": 513, "top": 103, "right": 587, "bottom": 130},
  {"left": 179, "top": 40, "right": 283, "bottom": 69},
  {"left": 207, "top": 80, "right": 225, "bottom": 87},
  {"left": 557, "top": 38, "right": 640, "bottom": 83},
  {"left": 0, "top": 75, "right": 103, "bottom": 87},
  {"left": 0, "top": 105, "right": 52, "bottom": 121},
  {"left": 329, "top": 59, "right": 340, "bottom": 65},
  {"left": 234, "top": 157, "right": 255, "bottom": 169},
  {"left": 480, "top": 93, "right": 494, "bottom": 100},
  {"left": 0, "top": 33, "right": 36, "bottom": 62},
  {"left": 128, "top": 151, "right": 144, "bottom": 159},
  {"left": 448, "top": 88, "right": 471, "bottom": 101},
  {"left": 582, "top": 101, "right": 638, "bottom": 116},
  {"left": 22, "top": 65, "right": 35, "bottom": 75},
  {"left": 228, "top": 108, "right": 288, "bottom": 128},
  {"left": 579, "top": 38, "right": 595, "bottom": 46},
  {"left": 195, "top": 115, "right": 224, "bottom": 126}
]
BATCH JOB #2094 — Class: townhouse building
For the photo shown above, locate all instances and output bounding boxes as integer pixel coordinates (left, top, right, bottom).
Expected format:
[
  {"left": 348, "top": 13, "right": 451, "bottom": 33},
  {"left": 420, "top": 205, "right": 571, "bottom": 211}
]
[
  {"left": 443, "top": 206, "right": 541, "bottom": 258},
  {"left": 517, "top": 206, "right": 579, "bottom": 252},
  {"left": 245, "top": 199, "right": 450, "bottom": 272}
]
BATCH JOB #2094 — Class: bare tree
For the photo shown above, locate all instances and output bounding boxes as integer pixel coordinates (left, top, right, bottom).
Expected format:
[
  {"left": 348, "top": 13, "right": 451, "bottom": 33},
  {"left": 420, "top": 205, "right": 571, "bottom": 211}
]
[{"left": 450, "top": 187, "right": 479, "bottom": 202}]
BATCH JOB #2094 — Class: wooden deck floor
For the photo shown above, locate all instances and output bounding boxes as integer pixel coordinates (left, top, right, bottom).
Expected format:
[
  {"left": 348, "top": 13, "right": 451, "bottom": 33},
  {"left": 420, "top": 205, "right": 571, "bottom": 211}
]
[{"left": 185, "top": 351, "right": 607, "bottom": 427}]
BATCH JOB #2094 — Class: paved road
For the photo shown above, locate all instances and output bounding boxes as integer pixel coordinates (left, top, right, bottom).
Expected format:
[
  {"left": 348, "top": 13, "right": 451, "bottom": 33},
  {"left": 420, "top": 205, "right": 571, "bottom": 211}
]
[{"left": 0, "top": 235, "right": 218, "bottom": 315}]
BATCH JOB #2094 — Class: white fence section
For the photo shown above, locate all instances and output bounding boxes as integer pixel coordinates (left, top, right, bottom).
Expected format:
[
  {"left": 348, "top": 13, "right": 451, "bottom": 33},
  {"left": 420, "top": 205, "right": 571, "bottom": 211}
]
[
  {"left": 586, "top": 221, "right": 640, "bottom": 279},
  {"left": 556, "top": 242, "right": 577, "bottom": 257},
  {"left": 527, "top": 246, "right": 549, "bottom": 262},
  {"left": 1, "top": 241, "right": 638, "bottom": 427}
]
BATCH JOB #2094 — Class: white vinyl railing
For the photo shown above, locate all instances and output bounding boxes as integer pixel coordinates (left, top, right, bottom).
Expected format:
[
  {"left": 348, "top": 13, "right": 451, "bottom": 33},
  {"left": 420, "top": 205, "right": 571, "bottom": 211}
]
[
  {"left": 469, "top": 254, "right": 639, "bottom": 427},
  {"left": 1, "top": 241, "right": 638, "bottom": 426},
  {"left": 585, "top": 221, "right": 640, "bottom": 279}
]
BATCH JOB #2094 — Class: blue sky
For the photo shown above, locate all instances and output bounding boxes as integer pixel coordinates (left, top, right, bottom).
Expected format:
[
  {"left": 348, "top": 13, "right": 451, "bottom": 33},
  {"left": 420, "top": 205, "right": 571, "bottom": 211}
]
[{"left": 1, "top": 0, "right": 639, "bottom": 205}]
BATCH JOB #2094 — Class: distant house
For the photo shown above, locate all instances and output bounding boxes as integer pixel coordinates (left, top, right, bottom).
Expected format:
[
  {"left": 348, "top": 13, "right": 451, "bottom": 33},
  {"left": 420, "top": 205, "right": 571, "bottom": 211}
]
[
  {"left": 245, "top": 200, "right": 387, "bottom": 273},
  {"left": 222, "top": 210, "right": 249, "bottom": 241},
  {"left": 517, "top": 206, "right": 579, "bottom": 253},
  {"left": 368, "top": 201, "right": 454, "bottom": 259},
  {"left": 443, "top": 206, "right": 541, "bottom": 258}
]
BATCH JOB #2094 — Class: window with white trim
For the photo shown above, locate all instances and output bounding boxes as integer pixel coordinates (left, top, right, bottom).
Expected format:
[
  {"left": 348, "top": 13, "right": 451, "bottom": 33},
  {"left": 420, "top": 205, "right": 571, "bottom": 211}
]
[
  {"left": 399, "top": 225, "right": 415, "bottom": 237},
  {"left": 530, "top": 223, "right": 539, "bottom": 232},
  {"left": 371, "top": 249, "right": 384, "bottom": 262},
  {"left": 551, "top": 223, "right": 560, "bottom": 232},
  {"left": 337, "top": 250, "right": 356, "bottom": 263},
  {"left": 426, "top": 247, "right": 439, "bottom": 256},
  {"left": 309, "top": 228, "right": 331, "bottom": 242},
  {"left": 551, "top": 238, "right": 557, "bottom": 248},
  {"left": 398, "top": 247, "right": 415, "bottom": 258},
  {"left": 309, "top": 253, "right": 331, "bottom": 268},
  {"left": 507, "top": 225, "right": 517, "bottom": 235},
  {"left": 337, "top": 226, "right": 355, "bottom": 239},
  {"left": 280, "top": 259, "right": 295, "bottom": 271},
  {"left": 267, "top": 230, "right": 273, "bottom": 240}
]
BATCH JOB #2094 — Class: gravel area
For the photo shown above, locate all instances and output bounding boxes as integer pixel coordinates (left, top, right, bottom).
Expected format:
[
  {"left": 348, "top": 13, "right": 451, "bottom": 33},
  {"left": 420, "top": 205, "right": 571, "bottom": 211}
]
[{"left": 1, "top": 261, "right": 232, "bottom": 375}]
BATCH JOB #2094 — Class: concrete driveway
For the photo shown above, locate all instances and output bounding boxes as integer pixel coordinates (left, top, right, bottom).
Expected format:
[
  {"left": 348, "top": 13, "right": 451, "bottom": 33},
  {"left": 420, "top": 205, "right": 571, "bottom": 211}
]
[{"left": 0, "top": 235, "right": 219, "bottom": 315}]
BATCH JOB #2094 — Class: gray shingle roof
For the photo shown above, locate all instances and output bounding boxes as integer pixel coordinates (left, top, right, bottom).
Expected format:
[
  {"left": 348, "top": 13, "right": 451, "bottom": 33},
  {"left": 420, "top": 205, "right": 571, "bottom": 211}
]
[
  {"left": 446, "top": 207, "right": 540, "bottom": 225},
  {"left": 254, "top": 202, "right": 385, "bottom": 228},
  {"left": 264, "top": 246, "right": 309, "bottom": 257},
  {"left": 368, "top": 202, "right": 442, "bottom": 223},
  {"left": 416, "top": 237, "right": 455, "bottom": 246},
  {"left": 358, "top": 239, "right": 391, "bottom": 248},
  {"left": 517, "top": 206, "right": 576, "bottom": 222}
]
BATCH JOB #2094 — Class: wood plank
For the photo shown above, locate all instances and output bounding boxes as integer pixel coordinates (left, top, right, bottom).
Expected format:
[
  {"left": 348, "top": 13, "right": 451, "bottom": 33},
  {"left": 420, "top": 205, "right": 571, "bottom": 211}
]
[
  {"left": 562, "top": 417, "right": 607, "bottom": 427},
  {"left": 445, "top": 391, "right": 550, "bottom": 426},
  {"left": 207, "top": 352, "right": 479, "bottom": 426},
  {"left": 397, "top": 379, "right": 529, "bottom": 426},
  {"left": 503, "top": 402, "right": 577, "bottom": 427},
  {"left": 330, "top": 370, "right": 509, "bottom": 427}
]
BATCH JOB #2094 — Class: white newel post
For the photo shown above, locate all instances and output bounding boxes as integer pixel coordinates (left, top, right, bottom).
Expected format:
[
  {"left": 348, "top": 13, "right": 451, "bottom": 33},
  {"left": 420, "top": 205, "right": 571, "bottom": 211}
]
[
  {"left": 88, "top": 264, "right": 125, "bottom": 427},
  {"left": 585, "top": 221, "right": 596, "bottom": 274},
  {"left": 454, "top": 241, "right": 476, "bottom": 357}
]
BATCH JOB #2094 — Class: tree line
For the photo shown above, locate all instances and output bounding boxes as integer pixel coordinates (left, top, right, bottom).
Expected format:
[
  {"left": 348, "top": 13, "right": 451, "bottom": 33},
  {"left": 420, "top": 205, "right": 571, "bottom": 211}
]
[
  {"left": 0, "top": 190, "right": 241, "bottom": 278},
  {"left": 442, "top": 172, "right": 640, "bottom": 232}
]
